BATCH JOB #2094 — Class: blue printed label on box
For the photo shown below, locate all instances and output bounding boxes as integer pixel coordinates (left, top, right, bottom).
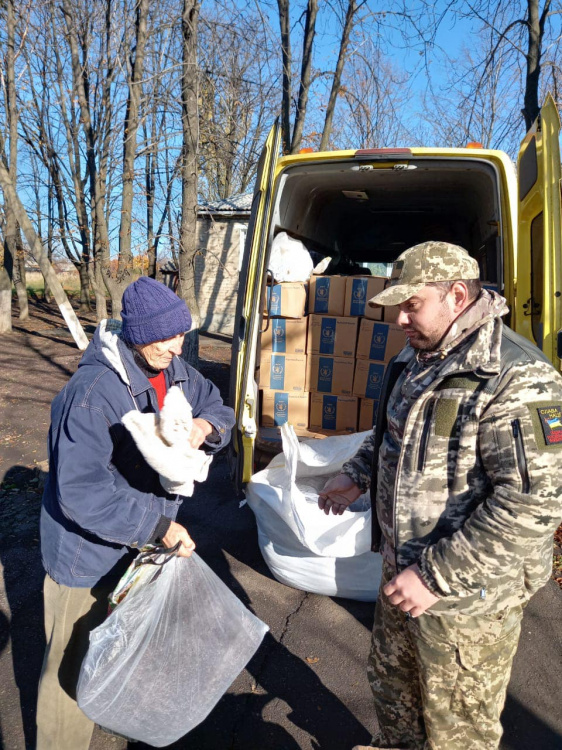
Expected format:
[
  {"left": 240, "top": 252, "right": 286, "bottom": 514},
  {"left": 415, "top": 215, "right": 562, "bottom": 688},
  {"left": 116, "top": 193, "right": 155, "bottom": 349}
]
[
  {"left": 368, "top": 323, "right": 389, "bottom": 361},
  {"left": 268, "top": 285, "right": 282, "bottom": 316},
  {"left": 350, "top": 278, "right": 367, "bottom": 316},
  {"left": 273, "top": 392, "right": 289, "bottom": 425},
  {"left": 271, "top": 319, "right": 286, "bottom": 352},
  {"left": 319, "top": 318, "right": 336, "bottom": 354},
  {"left": 269, "top": 354, "right": 286, "bottom": 390},
  {"left": 314, "top": 277, "right": 331, "bottom": 313},
  {"left": 321, "top": 395, "right": 338, "bottom": 430},
  {"left": 318, "top": 357, "right": 334, "bottom": 393},
  {"left": 365, "top": 363, "right": 385, "bottom": 400}
]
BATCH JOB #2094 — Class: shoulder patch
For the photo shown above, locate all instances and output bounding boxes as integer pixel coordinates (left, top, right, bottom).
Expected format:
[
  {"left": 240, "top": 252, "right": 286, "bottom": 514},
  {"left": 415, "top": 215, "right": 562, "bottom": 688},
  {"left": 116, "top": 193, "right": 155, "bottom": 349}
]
[{"left": 534, "top": 404, "right": 562, "bottom": 446}]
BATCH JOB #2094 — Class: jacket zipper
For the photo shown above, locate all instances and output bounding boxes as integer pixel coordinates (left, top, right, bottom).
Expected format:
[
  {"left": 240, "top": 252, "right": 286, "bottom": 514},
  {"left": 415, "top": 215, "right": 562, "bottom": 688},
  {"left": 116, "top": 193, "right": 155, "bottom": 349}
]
[
  {"left": 393, "top": 391, "right": 435, "bottom": 566},
  {"left": 417, "top": 400, "right": 435, "bottom": 472},
  {"left": 512, "top": 419, "right": 530, "bottom": 493}
]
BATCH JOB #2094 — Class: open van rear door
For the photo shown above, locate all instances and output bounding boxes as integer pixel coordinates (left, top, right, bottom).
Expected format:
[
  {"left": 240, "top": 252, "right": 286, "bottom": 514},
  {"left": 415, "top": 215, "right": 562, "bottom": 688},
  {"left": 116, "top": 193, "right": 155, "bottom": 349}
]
[
  {"left": 228, "top": 121, "right": 281, "bottom": 491},
  {"left": 516, "top": 93, "right": 562, "bottom": 368}
]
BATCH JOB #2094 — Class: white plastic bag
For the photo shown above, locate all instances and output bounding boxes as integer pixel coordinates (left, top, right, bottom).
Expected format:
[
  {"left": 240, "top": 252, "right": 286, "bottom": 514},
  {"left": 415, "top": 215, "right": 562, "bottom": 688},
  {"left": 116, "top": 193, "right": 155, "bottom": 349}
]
[
  {"left": 268, "top": 231, "right": 314, "bottom": 282},
  {"left": 77, "top": 552, "right": 268, "bottom": 747},
  {"left": 246, "top": 425, "right": 382, "bottom": 601}
]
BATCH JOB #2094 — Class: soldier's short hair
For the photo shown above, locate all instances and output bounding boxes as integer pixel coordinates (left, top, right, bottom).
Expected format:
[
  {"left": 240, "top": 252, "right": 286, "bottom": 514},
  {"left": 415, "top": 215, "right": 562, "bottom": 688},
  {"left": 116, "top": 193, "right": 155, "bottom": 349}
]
[{"left": 429, "top": 279, "right": 483, "bottom": 302}]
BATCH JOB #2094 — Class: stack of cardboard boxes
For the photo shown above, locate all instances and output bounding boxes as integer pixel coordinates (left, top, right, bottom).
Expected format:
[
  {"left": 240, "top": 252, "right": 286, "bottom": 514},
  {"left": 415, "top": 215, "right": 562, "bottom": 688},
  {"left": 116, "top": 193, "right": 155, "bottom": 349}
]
[{"left": 259, "top": 275, "right": 407, "bottom": 439}]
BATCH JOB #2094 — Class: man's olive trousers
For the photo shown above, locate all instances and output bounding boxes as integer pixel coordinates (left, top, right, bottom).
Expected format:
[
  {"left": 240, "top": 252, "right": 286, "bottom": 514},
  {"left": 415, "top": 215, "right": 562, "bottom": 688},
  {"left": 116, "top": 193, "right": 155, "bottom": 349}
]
[{"left": 367, "top": 561, "right": 523, "bottom": 750}]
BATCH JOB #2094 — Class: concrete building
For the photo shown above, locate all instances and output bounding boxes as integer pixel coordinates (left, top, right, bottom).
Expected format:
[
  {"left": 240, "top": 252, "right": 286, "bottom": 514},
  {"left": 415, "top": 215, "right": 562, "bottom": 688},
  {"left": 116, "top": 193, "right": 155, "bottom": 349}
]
[{"left": 194, "top": 193, "right": 251, "bottom": 336}]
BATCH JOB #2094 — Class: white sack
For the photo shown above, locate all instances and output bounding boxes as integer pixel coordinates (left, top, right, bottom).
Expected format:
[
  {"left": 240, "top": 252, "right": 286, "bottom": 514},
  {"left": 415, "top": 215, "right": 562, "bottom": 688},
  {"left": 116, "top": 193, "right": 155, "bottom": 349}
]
[
  {"left": 268, "top": 231, "right": 314, "bottom": 283},
  {"left": 246, "top": 425, "right": 382, "bottom": 601}
]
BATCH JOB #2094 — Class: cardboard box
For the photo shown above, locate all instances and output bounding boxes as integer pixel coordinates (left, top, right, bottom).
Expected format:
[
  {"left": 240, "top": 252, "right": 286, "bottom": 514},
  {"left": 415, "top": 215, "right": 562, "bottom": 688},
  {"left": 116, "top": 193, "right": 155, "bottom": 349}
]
[
  {"left": 259, "top": 352, "right": 307, "bottom": 392},
  {"left": 261, "top": 390, "right": 309, "bottom": 429},
  {"left": 344, "top": 276, "right": 386, "bottom": 319},
  {"left": 264, "top": 282, "right": 307, "bottom": 318},
  {"left": 382, "top": 305, "right": 400, "bottom": 323},
  {"left": 261, "top": 317, "right": 308, "bottom": 354},
  {"left": 309, "top": 394, "right": 358, "bottom": 433},
  {"left": 359, "top": 398, "right": 379, "bottom": 432},
  {"left": 306, "top": 355, "right": 355, "bottom": 395},
  {"left": 308, "top": 275, "right": 346, "bottom": 316},
  {"left": 356, "top": 321, "right": 407, "bottom": 362},
  {"left": 353, "top": 360, "right": 386, "bottom": 400},
  {"left": 307, "top": 315, "right": 358, "bottom": 358}
]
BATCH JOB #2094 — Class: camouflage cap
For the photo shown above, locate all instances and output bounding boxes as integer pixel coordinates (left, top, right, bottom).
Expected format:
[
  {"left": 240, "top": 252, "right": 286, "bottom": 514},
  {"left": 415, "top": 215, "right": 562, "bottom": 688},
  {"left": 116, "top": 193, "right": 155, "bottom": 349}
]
[{"left": 368, "top": 241, "right": 480, "bottom": 307}]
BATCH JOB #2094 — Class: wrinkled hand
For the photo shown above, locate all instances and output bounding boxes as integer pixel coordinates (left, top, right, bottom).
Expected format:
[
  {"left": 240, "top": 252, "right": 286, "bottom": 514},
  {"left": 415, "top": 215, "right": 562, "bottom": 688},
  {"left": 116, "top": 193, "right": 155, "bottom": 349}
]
[
  {"left": 318, "top": 473, "right": 362, "bottom": 515},
  {"left": 383, "top": 564, "right": 440, "bottom": 618},
  {"left": 162, "top": 520, "right": 196, "bottom": 558},
  {"left": 189, "top": 418, "right": 213, "bottom": 449}
]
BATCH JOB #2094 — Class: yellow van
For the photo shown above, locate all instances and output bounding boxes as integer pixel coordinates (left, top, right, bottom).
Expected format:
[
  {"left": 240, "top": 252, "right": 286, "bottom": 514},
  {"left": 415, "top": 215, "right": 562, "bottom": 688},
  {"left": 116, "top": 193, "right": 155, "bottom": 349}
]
[{"left": 229, "top": 94, "right": 562, "bottom": 490}]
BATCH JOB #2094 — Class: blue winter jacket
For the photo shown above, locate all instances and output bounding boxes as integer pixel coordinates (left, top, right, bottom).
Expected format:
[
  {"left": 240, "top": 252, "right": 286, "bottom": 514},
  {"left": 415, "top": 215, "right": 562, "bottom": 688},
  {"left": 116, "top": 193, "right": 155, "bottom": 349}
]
[{"left": 40, "top": 320, "right": 235, "bottom": 588}]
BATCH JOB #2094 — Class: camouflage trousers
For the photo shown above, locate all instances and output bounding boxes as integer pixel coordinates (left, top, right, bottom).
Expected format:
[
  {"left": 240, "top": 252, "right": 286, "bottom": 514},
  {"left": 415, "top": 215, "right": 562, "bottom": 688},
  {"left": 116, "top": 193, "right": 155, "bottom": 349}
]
[{"left": 367, "top": 562, "right": 523, "bottom": 750}]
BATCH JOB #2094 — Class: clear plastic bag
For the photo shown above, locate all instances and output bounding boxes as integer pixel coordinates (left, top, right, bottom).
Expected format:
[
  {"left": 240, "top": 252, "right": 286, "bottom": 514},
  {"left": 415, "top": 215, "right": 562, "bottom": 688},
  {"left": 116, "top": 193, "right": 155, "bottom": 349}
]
[{"left": 77, "top": 550, "right": 268, "bottom": 747}]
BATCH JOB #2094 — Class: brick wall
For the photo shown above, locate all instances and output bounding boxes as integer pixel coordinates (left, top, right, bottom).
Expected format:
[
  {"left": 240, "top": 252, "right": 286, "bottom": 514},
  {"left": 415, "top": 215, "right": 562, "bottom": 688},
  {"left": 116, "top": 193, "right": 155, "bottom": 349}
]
[{"left": 194, "top": 215, "right": 247, "bottom": 335}]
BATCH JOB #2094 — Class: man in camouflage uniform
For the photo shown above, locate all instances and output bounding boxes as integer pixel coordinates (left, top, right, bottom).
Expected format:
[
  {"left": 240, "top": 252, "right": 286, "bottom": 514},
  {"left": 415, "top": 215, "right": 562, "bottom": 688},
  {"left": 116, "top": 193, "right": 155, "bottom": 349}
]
[{"left": 318, "top": 241, "right": 562, "bottom": 750}]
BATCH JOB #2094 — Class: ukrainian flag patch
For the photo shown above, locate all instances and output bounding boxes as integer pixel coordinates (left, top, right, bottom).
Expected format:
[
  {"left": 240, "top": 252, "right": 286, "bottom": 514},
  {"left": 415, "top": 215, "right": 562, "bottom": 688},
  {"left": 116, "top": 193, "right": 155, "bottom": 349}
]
[{"left": 536, "top": 404, "right": 562, "bottom": 445}]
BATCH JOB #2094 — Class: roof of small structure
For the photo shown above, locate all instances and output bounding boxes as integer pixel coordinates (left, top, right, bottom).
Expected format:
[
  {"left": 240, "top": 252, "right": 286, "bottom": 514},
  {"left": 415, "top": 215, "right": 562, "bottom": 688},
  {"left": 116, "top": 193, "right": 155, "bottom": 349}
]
[{"left": 198, "top": 192, "right": 252, "bottom": 215}]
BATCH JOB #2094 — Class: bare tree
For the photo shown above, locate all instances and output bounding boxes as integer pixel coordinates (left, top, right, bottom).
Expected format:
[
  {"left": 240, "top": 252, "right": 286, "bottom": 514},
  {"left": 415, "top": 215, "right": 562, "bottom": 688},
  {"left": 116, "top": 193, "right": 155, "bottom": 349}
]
[
  {"left": 1, "top": 0, "right": 28, "bottom": 327},
  {"left": 113, "top": 0, "right": 150, "bottom": 317},
  {"left": 277, "top": 0, "right": 293, "bottom": 154},
  {"left": 421, "top": 24, "right": 523, "bottom": 155},
  {"left": 178, "top": 0, "right": 201, "bottom": 365},
  {"left": 291, "top": 0, "right": 318, "bottom": 153},
  {"left": 198, "top": 6, "right": 279, "bottom": 200},
  {"left": 335, "top": 36, "right": 411, "bottom": 149},
  {"left": 0, "top": 134, "right": 88, "bottom": 349},
  {"left": 319, "top": 0, "right": 365, "bottom": 151},
  {"left": 452, "top": 0, "right": 560, "bottom": 132}
]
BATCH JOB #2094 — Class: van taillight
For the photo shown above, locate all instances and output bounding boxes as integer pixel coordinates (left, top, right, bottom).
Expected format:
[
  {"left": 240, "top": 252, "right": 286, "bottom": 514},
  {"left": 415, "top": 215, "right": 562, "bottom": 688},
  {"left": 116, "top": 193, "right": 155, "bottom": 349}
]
[{"left": 355, "top": 148, "right": 413, "bottom": 159}]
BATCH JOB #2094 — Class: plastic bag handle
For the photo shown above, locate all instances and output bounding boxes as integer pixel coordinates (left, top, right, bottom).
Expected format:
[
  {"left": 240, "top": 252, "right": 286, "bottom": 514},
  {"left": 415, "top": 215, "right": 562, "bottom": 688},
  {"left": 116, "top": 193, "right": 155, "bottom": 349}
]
[{"left": 134, "top": 541, "right": 182, "bottom": 568}]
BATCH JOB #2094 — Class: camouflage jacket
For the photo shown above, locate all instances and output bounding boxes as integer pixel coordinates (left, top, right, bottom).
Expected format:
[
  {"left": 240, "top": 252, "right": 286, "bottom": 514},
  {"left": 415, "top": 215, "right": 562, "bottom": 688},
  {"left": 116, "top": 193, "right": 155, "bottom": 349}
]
[{"left": 343, "top": 292, "right": 562, "bottom": 615}]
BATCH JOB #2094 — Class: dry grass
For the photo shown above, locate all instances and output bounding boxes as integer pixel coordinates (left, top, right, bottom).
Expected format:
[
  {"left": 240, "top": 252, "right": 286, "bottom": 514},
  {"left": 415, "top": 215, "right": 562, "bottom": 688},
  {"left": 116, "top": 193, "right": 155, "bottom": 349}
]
[{"left": 25, "top": 270, "right": 81, "bottom": 297}]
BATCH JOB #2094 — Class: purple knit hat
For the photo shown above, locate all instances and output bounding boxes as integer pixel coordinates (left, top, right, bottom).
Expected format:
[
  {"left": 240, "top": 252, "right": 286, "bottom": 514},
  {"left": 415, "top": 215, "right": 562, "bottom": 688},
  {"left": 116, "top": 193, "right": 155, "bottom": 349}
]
[{"left": 121, "top": 277, "right": 192, "bottom": 345}]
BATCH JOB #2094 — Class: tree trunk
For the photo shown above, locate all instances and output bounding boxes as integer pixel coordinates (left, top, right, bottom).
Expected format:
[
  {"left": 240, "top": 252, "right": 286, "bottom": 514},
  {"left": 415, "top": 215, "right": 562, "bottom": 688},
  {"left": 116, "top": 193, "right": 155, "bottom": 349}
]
[
  {"left": 1, "top": 0, "right": 18, "bottom": 329},
  {"left": 118, "top": 0, "right": 149, "bottom": 287},
  {"left": 78, "top": 262, "right": 90, "bottom": 309},
  {"left": 0, "top": 265, "right": 11, "bottom": 334},
  {"left": 178, "top": 0, "right": 201, "bottom": 367},
  {"left": 522, "top": 0, "right": 549, "bottom": 130},
  {"left": 277, "top": 0, "right": 292, "bottom": 155},
  {"left": 60, "top": 0, "right": 114, "bottom": 317},
  {"left": 0, "top": 159, "right": 88, "bottom": 349},
  {"left": 320, "top": 0, "right": 358, "bottom": 151},
  {"left": 291, "top": 0, "right": 318, "bottom": 153},
  {"left": 13, "top": 231, "right": 29, "bottom": 319}
]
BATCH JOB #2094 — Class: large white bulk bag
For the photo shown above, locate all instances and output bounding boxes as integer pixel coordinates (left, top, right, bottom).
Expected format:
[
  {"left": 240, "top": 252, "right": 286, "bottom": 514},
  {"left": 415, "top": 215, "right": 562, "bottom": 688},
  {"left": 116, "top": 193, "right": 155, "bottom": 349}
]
[{"left": 246, "top": 425, "right": 382, "bottom": 601}]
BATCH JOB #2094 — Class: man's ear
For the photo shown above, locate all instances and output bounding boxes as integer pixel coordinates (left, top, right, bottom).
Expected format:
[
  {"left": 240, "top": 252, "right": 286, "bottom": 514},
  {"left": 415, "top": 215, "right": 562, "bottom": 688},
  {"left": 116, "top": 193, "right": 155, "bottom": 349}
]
[{"left": 450, "top": 281, "right": 470, "bottom": 312}]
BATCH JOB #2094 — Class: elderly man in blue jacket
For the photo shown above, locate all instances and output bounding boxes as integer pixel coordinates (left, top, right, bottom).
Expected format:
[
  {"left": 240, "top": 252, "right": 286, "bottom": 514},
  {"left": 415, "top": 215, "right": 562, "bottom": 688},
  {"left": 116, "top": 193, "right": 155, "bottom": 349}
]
[{"left": 37, "top": 277, "right": 235, "bottom": 749}]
